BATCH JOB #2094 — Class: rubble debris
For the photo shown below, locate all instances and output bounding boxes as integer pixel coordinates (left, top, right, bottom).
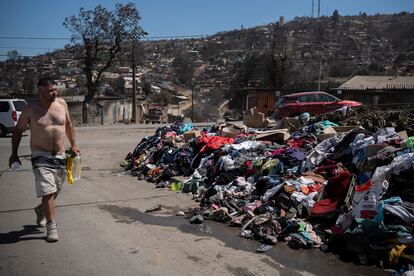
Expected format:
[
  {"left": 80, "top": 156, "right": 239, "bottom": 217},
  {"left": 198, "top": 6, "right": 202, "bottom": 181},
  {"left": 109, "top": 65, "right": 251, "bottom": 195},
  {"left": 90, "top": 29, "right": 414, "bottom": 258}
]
[{"left": 313, "top": 106, "right": 414, "bottom": 136}]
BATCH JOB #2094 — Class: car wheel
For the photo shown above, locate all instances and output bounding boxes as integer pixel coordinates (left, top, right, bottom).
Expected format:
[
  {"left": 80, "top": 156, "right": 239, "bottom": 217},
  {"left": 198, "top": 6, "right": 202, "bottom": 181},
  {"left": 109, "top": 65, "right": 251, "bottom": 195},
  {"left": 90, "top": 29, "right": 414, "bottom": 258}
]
[{"left": 0, "top": 124, "right": 7, "bottom": 137}]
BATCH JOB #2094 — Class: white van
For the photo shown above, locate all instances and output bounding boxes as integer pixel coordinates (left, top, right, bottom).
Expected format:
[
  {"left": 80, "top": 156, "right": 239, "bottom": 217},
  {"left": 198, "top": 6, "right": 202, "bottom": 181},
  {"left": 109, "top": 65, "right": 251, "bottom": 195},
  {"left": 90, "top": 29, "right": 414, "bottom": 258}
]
[{"left": 0, "top": 98, "right": 28, "bottom": 136}]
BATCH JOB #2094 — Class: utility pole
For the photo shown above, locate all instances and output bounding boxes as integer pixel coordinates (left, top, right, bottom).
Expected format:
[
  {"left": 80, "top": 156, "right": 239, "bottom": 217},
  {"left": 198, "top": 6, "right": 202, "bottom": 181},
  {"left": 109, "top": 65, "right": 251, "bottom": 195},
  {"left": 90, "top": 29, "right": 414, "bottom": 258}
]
[
  {"left": 131, "top": 42, "right": 137, "bottom": 123},
  {"left": 318, "top": 59, "right": 322, "bottom": 91},
  {"left": 191, "top": 82, "right": 194, "bottom": 122},
  {"left": 177, "top": 89, "right": 180, "bottom": 120},
  {"left": 318, "top": 0, "right": 321, "bottom": 18},
  {"left": 312, "top": 0, "right": 314, "bottom": 17}
]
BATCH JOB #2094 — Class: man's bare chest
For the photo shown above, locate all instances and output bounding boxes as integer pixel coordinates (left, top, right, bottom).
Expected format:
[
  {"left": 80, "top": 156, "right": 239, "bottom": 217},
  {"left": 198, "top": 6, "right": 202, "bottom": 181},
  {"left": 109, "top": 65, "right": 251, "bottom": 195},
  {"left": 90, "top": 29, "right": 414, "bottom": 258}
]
[{"left": 32, "top": 107, "right": 65, "bottom": 127}]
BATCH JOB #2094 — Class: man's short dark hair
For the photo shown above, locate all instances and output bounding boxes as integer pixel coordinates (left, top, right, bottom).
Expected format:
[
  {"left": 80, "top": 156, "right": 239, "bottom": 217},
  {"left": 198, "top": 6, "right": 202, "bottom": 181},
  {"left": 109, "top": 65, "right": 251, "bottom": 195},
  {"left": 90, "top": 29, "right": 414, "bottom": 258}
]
[{"left": 37, "top": 77, "right": 56, "bottom": 87}]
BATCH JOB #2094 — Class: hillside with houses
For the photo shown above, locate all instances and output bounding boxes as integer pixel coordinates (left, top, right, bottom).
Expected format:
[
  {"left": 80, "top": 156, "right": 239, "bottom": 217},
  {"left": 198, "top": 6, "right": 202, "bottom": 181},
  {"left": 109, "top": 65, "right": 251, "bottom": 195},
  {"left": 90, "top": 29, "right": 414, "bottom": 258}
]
[{"left": 1, "top": 12, "right": 413, "bottom": 123}]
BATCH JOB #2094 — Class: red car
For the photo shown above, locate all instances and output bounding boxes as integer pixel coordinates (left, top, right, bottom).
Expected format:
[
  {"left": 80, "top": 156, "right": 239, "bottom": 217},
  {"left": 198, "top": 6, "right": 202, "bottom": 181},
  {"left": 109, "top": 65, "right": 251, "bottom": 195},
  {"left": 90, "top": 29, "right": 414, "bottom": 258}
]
[{"left": 275, "top": 91, "right": 362, "bottom": 118}]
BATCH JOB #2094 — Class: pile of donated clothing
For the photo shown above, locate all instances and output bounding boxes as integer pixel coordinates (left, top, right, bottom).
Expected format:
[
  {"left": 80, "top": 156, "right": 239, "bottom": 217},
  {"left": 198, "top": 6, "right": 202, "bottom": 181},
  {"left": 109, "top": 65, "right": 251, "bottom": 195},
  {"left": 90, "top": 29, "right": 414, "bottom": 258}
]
[{"left": 121, "top": 118, "right": 414, "bottom": 273}]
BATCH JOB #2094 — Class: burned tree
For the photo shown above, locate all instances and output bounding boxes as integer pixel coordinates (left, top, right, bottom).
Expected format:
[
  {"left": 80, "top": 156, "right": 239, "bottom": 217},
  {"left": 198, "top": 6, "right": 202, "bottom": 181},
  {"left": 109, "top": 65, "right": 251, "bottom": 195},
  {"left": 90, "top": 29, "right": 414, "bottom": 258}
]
[
  {"left": 63, "top": 3, "right": 145, "bottom": 123},
  {"left": 263, "top": 25, "right": 294, "bottom": 92}
]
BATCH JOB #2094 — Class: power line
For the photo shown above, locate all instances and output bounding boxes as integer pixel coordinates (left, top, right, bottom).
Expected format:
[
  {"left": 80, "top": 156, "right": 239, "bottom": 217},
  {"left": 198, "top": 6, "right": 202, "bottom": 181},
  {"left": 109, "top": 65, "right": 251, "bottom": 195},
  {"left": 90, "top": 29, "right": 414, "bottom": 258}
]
[
  {"left": 0, "top": 36, "right": 71, "bottom": 40},
  {"left": 142, "top": 35, "right": 207, "bottom": 40},
  {"left": 0, "top": 46, "right": 57, "bottom": 50},
  {"left": 0, "top": 54, "right": 85, "bottom": 60},
  {"left": 0, "top": 34, "right": 210, "bottom": 41},
  {"left": 0, "top": 54, "right": 36, "bottom": 57}
]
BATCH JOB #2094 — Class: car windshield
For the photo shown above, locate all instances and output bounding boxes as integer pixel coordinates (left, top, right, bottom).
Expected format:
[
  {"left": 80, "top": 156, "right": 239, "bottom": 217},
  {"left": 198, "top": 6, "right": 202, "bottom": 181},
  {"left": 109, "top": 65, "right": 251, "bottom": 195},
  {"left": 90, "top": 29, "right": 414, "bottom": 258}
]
[{"left": 12, "top": 100, "right": 27, "bottom": 111}]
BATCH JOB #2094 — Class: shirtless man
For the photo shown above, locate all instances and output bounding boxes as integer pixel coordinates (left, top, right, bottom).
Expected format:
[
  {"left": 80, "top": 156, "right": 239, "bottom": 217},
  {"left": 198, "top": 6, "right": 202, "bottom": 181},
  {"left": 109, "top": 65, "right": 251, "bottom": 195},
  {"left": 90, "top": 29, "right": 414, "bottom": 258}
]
[{"left": 9, "top": 77, "right": 80, "bottom": 242}]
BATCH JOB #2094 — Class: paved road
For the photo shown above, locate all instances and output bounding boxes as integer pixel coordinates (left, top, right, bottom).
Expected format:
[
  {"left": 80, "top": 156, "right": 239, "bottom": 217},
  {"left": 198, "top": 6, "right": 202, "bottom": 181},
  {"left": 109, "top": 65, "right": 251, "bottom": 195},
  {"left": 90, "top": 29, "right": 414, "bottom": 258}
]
[{"left": 0, "top": 125, "right": 384, "bottom": 276}]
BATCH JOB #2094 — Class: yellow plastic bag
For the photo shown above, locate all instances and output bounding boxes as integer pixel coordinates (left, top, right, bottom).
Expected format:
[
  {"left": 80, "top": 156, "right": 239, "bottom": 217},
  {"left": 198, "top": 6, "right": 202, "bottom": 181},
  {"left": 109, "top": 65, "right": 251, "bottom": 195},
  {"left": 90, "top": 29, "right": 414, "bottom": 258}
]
[{"left": 66, "top": 156, "right": 74, "bottom": 184}]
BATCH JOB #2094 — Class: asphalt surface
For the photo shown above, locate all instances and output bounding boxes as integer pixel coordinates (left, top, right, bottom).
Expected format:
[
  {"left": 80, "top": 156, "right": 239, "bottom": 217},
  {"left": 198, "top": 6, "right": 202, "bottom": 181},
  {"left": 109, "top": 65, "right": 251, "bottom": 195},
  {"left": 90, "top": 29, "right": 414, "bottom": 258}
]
[{"left": 0, "top": 124, "right": 385, "bottom": 276}]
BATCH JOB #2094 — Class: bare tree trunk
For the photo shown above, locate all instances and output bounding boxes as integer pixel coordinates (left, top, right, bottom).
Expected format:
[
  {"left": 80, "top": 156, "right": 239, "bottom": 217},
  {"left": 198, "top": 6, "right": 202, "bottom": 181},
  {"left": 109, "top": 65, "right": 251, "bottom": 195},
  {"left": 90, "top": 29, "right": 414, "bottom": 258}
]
[{"left": 82, "top": 94, "right": 93, "bottom": 124}]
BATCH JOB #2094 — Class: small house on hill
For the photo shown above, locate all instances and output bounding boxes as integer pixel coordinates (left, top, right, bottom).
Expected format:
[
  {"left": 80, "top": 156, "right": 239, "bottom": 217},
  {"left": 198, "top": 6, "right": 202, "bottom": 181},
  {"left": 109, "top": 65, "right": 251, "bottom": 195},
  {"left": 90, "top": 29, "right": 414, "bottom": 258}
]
[
  {"left": 337, "top": 75, "right": 414, "bottom": 106},
  {"left": 243, "top": 87, "right": 276, "bottom": 116}
]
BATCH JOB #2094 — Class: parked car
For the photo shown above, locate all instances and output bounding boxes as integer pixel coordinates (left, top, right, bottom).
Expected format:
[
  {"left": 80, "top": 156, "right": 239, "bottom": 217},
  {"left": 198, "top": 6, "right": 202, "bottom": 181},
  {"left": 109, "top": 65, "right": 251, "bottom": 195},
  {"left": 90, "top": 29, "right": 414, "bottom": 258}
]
[
  {"left": 143, "top": 107, "right": 167, "bottom": 124},
  {"left": 275, "top": 91, "right": 362, "bottom": 118},
  {"left": 0, "top": 98, "right": 28, "bottom": 136}
]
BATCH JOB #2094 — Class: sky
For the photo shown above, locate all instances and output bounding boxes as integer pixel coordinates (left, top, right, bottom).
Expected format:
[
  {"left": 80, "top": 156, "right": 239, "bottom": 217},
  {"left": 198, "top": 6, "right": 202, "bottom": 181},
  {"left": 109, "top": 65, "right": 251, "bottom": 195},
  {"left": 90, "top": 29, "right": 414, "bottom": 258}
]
[{"left": 0, "top": 0, "right": 413, "bottom": 60}]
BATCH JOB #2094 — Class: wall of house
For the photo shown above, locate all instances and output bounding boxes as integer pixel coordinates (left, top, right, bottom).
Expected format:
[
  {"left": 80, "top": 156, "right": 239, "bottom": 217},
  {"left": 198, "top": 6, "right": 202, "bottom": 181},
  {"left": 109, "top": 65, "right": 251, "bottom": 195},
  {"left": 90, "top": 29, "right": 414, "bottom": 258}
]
[
  {"left": 334, "top": 89, "right": 414, "bottom": 108},
  {"left": 244, "top": 89, "right": 276, "bottom": 116},
  {"left": 98, "top": 99, "right": 133, "bottom": 124},
  {"left": 67, "top": 98, "right": 133, "bottom": 125},
  {"left": 67, "top": 102, "right": 83, "bottom": 124}
]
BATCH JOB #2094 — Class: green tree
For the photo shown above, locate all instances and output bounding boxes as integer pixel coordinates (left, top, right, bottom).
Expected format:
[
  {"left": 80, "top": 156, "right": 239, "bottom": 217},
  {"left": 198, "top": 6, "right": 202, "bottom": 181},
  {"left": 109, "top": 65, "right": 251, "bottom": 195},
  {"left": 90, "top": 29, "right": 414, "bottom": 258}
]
[{"left": 63, "top": 3, "right": 146, "bottom": 123}]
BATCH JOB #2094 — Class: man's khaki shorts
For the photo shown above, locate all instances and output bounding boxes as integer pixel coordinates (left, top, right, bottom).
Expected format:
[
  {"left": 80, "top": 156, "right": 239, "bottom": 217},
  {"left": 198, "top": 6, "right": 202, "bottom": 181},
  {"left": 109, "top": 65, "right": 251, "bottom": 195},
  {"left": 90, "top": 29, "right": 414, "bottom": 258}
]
[{"left": 33, "top": 167, "right": 66, "bottom": 197}]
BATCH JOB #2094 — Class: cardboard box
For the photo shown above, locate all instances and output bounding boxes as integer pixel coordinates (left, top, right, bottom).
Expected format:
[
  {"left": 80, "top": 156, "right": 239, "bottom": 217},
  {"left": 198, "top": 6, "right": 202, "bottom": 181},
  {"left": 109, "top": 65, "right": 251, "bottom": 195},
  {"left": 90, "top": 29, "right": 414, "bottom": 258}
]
[
  {"left": 256, "top": 129, "right": 290, "bottom": 142},
  {"left": 243, "top": 107, "right": 265, "bottom": 128},
  {"left": 275, "top": 117, "right": 301, "bottom": 131},
  {"left": 264, "top": 118, "right": 278, "bottom": 128},
  {"left": 284, "top": 117, "right": 302, "bottom": 131},
  {"left": 322, "top": 126, "right": 337, "bottom": 133},
  {"left": 221, "top": 126, "right": 243, "bottom": 138},
  {"left": 316, "top": 126, "right": 362, "bottom": 141},
  {"left": 398, "top": 130, "right": 408, "bottom": 140},
  {"left": 183, "top": 130, "right": 202, "bottom": 142},
  {"left": 333, "top": 126, "right": 363, "bottom": 132}
]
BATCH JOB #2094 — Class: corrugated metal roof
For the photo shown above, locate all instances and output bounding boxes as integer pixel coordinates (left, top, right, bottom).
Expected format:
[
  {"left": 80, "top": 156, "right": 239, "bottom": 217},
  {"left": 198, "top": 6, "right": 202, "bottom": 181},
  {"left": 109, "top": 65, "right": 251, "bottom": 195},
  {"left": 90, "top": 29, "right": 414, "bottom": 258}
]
[{"left": 338, "top": 75, "right": 414, "bottom": 90}]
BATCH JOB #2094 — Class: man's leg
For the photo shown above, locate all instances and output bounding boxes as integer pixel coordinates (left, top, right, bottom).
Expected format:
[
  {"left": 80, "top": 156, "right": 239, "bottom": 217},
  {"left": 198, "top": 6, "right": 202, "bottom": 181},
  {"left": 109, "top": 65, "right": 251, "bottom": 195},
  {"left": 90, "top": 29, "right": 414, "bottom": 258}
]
[
  {"left": 42, "top": 193, "right": 56, "bottom": 222},
  {"left": 34, "top": 204, "right": 46, "bottom": 227},
  {"left": 42, "top": 193, "right": 59, "bottom": 242},
  {"left": 33, "top": 167, "right": 54, "bottom": 227}
]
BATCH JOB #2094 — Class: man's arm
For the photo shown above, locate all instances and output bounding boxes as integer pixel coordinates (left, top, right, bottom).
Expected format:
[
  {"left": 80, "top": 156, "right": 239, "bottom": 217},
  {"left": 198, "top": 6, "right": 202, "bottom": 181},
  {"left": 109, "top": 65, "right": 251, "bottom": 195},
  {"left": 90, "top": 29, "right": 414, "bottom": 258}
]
[
  {"left": 63, "top": 100, "right": 80, "bottom": 155},
  {"left": 9, "top": 106, "right": 30, "bottom": 167}
]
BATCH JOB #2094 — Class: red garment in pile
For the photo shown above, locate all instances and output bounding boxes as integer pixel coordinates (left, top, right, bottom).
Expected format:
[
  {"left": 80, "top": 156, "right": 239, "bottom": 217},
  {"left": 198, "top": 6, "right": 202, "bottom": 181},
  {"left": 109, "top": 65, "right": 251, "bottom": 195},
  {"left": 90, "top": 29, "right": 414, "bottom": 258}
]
[
  {"left": 198, "top": 136, "right": 235, "bottom": 155},
  {"left": 310, "top": 170, "right": 352, "bottom": 216}
]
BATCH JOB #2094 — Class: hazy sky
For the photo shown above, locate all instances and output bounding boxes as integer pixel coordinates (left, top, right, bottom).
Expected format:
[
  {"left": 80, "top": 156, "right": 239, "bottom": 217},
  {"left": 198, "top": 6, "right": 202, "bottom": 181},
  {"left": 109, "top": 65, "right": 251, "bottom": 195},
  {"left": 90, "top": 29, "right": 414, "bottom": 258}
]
[{"left": 0, "top": 0, "right": 413, "bottom": 59}]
